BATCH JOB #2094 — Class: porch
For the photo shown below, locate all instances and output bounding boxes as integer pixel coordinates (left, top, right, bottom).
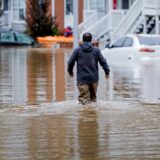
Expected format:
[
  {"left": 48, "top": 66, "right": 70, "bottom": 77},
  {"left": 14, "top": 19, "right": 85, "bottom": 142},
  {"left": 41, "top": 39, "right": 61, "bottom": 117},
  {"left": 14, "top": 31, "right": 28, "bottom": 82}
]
[{"left": 79, "top": 0, "right": 160, "bottom": 44}]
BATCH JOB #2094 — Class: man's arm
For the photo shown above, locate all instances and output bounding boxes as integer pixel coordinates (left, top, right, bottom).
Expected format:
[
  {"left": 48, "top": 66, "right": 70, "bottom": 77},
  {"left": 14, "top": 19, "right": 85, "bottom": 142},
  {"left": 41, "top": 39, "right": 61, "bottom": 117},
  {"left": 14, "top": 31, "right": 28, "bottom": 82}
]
[
  {"left": 97, "top": 48, "right": 110, "bottom": 77},
  {"left": 68, "top": 48, "right": 78, "bottom": 76}
]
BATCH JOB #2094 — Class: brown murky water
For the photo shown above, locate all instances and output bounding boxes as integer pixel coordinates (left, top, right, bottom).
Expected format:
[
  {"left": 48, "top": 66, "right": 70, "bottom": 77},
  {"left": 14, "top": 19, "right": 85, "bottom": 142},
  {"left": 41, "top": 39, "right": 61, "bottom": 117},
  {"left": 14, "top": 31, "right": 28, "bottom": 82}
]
[{"left": 0, "top": 47, "right": 160, "bottom": 159}]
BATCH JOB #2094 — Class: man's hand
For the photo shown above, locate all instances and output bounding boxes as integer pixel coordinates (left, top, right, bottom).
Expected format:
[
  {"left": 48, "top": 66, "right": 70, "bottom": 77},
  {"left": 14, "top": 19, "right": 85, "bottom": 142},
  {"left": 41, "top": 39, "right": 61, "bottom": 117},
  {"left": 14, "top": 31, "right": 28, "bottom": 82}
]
[{"left": 105, "top": 74, "right": 109, "bottom": 79}]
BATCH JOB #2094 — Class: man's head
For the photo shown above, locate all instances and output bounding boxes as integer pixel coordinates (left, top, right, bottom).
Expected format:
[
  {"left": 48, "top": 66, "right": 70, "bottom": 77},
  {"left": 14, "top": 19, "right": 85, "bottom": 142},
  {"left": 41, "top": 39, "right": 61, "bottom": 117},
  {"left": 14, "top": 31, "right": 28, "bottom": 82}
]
[{"left": 83, "top": 32, "right": 92, "bottom": 42}]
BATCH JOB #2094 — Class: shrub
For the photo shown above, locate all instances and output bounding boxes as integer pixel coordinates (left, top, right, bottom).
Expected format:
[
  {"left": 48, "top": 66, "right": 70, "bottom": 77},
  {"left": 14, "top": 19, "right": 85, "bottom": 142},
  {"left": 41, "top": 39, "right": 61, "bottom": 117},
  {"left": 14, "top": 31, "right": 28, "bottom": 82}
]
[{"left": 26, "top": 0, "right": 59, "bottom": 38}]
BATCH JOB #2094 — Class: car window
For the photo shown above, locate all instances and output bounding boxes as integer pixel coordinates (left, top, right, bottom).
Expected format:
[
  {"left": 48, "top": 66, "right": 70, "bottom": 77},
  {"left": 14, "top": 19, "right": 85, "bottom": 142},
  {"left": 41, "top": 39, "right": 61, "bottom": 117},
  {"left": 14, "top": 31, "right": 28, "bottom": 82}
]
[
  {"left": 15, "top": 32, "right": 33, "bottom": 44},
  {"left": 138, "top": 36, "right": 160, "bottom": 45},
  {"left": 0, "top": 32, "right": 15, "bottom": 42},
  {"left": 122, "top": 37, "right": 133, "bottom": 47},
  {"left": 111, "top": 37, "right": 127, "bottom": 48}
]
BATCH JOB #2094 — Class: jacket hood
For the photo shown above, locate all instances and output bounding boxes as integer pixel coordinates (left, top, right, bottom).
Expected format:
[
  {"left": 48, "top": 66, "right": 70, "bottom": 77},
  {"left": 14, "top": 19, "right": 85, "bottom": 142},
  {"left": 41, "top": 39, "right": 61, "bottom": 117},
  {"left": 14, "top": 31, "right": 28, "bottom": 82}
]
[{"left": 80, "top": 42, "right": 93, "bottom": 52}]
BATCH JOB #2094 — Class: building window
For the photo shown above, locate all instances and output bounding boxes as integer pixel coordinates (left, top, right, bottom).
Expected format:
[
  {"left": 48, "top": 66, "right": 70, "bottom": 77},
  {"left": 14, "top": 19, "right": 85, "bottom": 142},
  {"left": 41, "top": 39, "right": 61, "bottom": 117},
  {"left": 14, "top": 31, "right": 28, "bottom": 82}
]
[
  {"left": 4, "top": 0, "right": 9, "bottom": 10},
  {"left": 122, "top": 0, "right": 129, "bottom": 9},
  {"left": 13, "top": 0, "right": 25, "bottom": 21},
  {"left": 66, "top": 0, "right": 73, "bottom": 15}
]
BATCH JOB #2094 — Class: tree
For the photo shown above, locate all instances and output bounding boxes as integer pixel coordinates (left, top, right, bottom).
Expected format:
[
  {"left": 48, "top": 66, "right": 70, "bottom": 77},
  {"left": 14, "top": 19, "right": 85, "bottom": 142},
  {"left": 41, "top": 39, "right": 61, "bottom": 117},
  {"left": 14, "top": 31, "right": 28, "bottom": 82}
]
[{"left": 26, "top": 0, "right": 59, "bottom": 38}]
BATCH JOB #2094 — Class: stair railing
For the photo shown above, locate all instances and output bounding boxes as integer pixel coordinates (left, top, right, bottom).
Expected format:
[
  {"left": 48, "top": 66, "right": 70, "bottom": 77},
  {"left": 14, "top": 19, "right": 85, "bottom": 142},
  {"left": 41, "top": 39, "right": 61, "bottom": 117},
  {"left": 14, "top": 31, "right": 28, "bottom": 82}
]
[
  {"left": 128, "top": 12, "right": 144, "bottom": 33},
  {"left": 78, "top": 11, "right": 98, "bottom": 36},
  {"left": 112, "top": 0, "right": 143, "bottom": 41},
  {"left": 79, "top": 10, "right": 125, "bottom": 40}
]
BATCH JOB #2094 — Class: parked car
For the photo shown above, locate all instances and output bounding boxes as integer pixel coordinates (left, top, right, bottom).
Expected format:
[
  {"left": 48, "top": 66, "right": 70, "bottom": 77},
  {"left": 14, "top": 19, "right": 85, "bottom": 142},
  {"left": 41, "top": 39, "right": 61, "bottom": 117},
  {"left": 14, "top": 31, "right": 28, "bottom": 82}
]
[
  {"left": 0, "top": 30, "right": 39, "bottom": 47},
  {"left": 102, "top": 34, "right": 160, "bottom": 66},
  {"left": 102, "top": 34, "right": 160, "bottom": 104}
]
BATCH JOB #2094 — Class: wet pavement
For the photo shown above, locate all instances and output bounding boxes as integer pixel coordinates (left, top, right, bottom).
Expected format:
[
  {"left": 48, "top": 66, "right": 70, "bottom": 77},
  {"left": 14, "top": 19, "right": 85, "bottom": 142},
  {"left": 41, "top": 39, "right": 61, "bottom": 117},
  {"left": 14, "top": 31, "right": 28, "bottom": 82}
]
[{"left": 0, "top": 47, "right": 160, "bottom": 159}]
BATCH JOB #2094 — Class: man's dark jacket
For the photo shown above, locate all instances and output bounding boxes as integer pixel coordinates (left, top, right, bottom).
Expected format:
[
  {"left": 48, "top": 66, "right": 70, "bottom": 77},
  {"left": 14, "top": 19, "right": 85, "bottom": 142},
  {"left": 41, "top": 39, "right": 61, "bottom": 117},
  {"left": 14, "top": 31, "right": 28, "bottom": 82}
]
[{"left": 68, "top": 42, "right": 110, "bottom": 84}]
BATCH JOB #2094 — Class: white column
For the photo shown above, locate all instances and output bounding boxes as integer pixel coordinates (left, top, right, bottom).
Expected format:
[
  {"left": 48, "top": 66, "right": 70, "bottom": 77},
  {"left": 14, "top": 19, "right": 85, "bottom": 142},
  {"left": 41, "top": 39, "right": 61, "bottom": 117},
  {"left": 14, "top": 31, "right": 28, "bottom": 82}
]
[
  {"left": 51, "top": 0, "right": 55, "bottom": 17},
  {"left": 73, "top": 0, "right": 79, "bottom": 49},
  {"left": 155, "top": 15, "right": 159, "bottom": 34},
  {"left": 108, "top": 0, "right": 113, "bottom": 12}
]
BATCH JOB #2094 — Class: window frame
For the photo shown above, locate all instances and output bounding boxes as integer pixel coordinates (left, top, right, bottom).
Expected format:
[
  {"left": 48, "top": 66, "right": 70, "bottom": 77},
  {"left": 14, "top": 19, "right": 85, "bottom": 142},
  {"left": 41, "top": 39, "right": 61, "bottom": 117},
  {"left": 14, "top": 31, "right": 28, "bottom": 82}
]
[
  {"left": 65, "top": 0, "right": 73, "bottom": 15},
  {"left": 12, "top": 0, "right": 26, "bottom": 22}
]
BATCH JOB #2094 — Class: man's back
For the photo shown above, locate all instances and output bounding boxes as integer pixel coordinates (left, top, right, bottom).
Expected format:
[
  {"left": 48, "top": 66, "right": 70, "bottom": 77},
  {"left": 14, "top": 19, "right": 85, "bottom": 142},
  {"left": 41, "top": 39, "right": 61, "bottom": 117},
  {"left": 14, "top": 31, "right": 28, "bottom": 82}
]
[{"left": 68, "top": 42, "right": 110, "bottom": 84}]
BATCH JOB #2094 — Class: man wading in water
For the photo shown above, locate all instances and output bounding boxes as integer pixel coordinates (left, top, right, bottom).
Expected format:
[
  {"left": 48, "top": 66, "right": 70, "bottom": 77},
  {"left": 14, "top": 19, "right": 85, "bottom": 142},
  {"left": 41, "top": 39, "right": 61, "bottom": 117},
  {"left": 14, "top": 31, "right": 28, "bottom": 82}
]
[{"left": 68, "top": 32, "right": 110, "bottom": 105}]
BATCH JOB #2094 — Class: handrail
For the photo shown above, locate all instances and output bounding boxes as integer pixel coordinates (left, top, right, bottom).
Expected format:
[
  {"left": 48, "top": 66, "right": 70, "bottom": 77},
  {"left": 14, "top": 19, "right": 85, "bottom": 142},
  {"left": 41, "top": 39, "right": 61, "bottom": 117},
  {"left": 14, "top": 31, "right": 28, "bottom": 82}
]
[
  {"left": 96, "top": 10, "right": 125, "bottom": 39},
  {"left": 128, "top": 13, "right": 144, "bottom": 33},
  {"left": 78, "top": 11, "right": 98, "bottom": 35},
  {"left": 112, "top": 0, "right": 143, "bottom": 41},
  {"left": 83, "top": 13, "right": 111, "bottom": 39},
  {"left": 79, "top": 10, "right": 125, "bottom": 40}
]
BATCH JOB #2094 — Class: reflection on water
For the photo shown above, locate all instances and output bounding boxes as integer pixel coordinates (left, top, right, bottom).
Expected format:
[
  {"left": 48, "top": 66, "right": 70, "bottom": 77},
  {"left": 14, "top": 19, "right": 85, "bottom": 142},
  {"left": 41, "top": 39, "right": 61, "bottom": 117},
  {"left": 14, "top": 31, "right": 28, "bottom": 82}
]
[{"left": 0, "top": 47, "right": 75, "bottom": 105}]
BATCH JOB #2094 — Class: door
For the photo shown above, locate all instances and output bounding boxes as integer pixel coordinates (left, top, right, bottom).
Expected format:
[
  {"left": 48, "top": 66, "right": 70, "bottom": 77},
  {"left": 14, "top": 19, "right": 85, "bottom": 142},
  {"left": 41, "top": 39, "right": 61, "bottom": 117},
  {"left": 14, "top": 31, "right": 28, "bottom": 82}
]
[
  {"left": 122, "top": 0, "right": 129, "bottom": 9},
  {"left": 2, "top": 0, "right": 11, "bottom": 27}
]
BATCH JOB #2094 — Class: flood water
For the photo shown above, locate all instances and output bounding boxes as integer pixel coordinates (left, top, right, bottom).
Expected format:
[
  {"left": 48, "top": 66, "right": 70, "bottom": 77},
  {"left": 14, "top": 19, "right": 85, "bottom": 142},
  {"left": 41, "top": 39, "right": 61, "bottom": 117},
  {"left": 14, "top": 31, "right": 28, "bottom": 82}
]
[{"left": 0, "top": 47, "right": 160, "bottom": 159}]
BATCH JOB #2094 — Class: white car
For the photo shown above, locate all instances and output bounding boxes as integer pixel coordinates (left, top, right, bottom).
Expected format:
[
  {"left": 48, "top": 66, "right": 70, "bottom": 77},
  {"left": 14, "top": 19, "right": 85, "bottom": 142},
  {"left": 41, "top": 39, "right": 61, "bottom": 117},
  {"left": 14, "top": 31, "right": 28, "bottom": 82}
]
[
  {"left": 102, "top": 34, "right": 160, "bottom": 66},
  {"left": 102, "top": 34, "right": 160, "bottom": 104}
]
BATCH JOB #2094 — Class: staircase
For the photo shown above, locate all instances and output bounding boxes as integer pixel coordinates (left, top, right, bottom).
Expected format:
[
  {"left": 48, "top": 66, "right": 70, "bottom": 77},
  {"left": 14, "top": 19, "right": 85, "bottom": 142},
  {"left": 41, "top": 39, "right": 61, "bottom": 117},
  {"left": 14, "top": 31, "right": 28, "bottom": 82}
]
[
  {"left": 79, "top": 0, "right": 160, "bottom": 43},
  {"left": 79, "top": 10, "right": 126, "bottom": 41}
]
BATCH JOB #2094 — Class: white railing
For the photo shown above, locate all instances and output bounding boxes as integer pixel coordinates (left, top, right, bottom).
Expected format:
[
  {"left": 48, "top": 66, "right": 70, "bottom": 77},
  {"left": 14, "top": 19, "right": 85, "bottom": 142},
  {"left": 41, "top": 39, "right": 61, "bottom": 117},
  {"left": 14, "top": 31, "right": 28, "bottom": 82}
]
[
  {"left": 83, "top": 10, "right": 97, "bottom": 20},
  {"left": 128, "top": 13, "right": 144, "bottom": 33},
  {"left": 112, "top": 0, "right": 143, "bottom": 41},
  {"left": 79, "top": 10, "right": 125, "bottom": 40},
  {"left": 96, "top": 10, "right": 125, "bottom": 40},
  {"left": 79, "top": 11, "right": 98, "bottom": 36},
  {"left": 93, "top": 13, "right": 111, "bottom": 39},
  {"left": 110, "top": 10, "right": 126, "bottom": 29}
]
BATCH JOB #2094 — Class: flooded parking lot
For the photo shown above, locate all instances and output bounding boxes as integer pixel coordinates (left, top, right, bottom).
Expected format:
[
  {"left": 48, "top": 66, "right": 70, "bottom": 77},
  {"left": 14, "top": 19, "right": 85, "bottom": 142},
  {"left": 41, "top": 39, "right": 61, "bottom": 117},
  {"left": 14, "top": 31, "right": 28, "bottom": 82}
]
[{"left": 0, "top": 47, "right": 160, "bottom": 159}]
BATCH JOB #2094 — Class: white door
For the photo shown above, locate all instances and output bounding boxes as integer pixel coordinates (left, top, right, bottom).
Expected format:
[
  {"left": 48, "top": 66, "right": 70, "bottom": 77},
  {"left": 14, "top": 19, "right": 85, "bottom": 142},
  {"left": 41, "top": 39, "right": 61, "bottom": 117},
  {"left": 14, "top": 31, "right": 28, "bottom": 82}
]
[{"left": 1, "top": 0, "right": 11, "bottom": 27}]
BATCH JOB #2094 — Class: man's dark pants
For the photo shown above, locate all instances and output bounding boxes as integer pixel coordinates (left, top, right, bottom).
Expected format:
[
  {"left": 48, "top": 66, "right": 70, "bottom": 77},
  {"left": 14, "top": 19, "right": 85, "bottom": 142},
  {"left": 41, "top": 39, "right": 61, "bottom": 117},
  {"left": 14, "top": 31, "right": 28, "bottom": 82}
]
[{"left": 77, "top": 82, "right": 98, "bottom": 105}]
